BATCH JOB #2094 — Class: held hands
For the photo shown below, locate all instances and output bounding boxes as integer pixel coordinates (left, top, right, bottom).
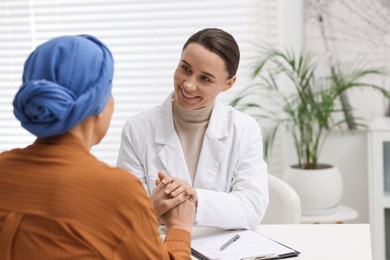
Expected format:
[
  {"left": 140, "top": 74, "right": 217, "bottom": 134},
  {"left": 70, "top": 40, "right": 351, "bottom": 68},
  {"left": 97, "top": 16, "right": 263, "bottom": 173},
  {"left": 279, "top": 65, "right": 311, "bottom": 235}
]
[
  {"left": 152, "top": 171, "right": 196, "bottom": 232},
  {"left": 150, "top": 171, "right": 198, "bottom": 217},
  {"left": 159, "top": 195, "right": 195, "bottom": 233}
]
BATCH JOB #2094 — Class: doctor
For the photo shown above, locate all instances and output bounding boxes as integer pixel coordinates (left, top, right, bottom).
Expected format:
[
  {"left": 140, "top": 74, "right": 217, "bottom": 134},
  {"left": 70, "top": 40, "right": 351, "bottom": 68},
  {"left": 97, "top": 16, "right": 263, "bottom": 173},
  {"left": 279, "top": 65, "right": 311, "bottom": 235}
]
[{"left": 117, "top": 28, "right": 269, "bottom": 230}]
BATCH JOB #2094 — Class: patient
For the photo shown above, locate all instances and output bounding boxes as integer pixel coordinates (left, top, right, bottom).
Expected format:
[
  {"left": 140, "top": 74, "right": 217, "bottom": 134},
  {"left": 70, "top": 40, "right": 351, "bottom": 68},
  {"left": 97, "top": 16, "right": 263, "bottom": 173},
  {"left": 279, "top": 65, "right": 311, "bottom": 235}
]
[{"left": 0, "top": 35, "right": 194, "bottom": 259}]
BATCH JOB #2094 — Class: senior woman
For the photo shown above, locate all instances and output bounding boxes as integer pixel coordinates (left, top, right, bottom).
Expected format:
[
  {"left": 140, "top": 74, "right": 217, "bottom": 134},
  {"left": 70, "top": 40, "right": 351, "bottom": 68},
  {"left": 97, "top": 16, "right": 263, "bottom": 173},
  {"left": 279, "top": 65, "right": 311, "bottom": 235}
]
[{"left": 0, "top": 35, "right": 194, "bottom": 259}]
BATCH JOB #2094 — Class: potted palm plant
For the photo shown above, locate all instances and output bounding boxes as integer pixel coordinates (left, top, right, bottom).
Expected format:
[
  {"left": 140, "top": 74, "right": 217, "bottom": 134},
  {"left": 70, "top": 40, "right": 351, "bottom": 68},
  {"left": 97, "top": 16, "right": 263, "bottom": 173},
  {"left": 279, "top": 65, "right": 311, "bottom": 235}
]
[{"left": 230, "top": 46, "right": 390, "bottom": 215}]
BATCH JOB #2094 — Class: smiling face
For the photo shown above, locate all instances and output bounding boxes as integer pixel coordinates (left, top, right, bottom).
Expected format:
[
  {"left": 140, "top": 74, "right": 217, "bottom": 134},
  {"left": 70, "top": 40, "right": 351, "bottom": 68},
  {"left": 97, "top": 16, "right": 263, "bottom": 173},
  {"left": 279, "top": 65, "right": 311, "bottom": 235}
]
[{"left": 173, "top": 43, "right": 236, "bottom": 110}]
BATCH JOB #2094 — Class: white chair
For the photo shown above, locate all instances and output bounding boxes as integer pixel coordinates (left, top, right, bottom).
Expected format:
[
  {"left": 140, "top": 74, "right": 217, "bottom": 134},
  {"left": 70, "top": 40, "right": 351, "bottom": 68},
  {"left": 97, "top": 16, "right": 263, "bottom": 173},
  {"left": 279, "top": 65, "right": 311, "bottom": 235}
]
[{"left": 261, "top": 174, "right": 302, "bottom": 224}]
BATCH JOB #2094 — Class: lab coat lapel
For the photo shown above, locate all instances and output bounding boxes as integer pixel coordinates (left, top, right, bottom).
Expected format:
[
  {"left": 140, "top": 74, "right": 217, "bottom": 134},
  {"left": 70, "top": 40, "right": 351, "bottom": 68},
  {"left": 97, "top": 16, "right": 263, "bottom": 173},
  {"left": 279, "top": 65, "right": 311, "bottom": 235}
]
[
  {"left": 155, "top": 94, "right": 191, "bottom": 184},
  {"left": 194, "top": 101, "right": 228, "bottom": 188}
]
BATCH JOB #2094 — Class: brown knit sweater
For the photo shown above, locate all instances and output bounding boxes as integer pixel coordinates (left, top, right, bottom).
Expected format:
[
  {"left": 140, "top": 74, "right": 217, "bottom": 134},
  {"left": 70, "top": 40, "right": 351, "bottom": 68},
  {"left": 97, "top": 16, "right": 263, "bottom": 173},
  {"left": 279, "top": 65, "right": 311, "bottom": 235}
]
[{"left": 0, "top": 133, "right": 191, "bottom": 260}]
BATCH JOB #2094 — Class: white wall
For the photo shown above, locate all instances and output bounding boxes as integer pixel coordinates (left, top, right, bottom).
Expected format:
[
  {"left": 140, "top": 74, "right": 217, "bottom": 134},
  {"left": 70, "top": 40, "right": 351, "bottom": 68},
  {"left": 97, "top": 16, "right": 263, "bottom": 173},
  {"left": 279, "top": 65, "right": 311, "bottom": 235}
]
[
  {"left": 323, "top": 132, "right": 369, "bottom": 223},
  {"left": 304, "top": 0, "right": 390, "bottom": 121},
  {"left": 277, "top": 0, "right": 304, "bottom": 52}
]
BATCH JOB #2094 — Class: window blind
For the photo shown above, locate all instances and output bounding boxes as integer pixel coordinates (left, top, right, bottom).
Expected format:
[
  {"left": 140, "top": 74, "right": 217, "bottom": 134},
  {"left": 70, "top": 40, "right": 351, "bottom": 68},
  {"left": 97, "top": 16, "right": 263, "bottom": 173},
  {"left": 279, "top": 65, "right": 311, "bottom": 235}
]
[{"left": 0, "top": 0, "right": 279, "bottom": 166}]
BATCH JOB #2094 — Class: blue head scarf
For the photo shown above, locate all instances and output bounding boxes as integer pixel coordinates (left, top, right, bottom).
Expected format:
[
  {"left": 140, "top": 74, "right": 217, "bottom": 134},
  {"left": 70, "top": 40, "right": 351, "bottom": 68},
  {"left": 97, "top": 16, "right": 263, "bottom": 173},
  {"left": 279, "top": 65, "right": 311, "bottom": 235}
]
[{"left": 13, "top": 34, "right": 114, "bottom": 138}]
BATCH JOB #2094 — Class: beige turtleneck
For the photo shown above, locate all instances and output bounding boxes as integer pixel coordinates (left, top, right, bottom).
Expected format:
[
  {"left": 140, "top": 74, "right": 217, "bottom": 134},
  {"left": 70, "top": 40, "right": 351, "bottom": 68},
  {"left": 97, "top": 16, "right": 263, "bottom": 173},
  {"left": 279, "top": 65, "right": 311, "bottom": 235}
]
[{"left": 172, "top": 100, "right": 213, "bottom": 184}]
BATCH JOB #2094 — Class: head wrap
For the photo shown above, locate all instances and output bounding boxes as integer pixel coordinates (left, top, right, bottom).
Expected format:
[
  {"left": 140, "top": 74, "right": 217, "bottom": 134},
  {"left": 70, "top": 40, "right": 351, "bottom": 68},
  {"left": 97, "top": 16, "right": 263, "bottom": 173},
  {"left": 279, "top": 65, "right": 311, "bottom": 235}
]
[{"left": 13, "top": 34, "right": 114, "bottom": 138}]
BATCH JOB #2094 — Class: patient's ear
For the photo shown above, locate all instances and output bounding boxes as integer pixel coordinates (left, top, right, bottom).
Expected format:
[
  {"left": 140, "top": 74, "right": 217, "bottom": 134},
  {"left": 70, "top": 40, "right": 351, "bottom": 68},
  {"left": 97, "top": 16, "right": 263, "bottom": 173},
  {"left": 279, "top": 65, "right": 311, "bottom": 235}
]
[{"left": 95, "top": 113, "right": 103, "bottom": 119}]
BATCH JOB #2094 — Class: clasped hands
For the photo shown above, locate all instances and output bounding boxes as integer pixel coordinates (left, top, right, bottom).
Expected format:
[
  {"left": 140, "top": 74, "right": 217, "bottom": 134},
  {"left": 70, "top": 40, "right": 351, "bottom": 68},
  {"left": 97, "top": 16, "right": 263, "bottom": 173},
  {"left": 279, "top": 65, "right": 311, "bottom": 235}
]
[{"left": 151, "top": 171, "right": 197, "bottom": 217}]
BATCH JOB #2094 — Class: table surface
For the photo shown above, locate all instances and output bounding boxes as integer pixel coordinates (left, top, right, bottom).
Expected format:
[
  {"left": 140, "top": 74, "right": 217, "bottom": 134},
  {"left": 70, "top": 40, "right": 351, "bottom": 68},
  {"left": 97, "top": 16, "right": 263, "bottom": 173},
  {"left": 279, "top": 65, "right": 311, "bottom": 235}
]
[
  {"left": 257, "top": 224, "right": 371, "bottom": 260},
  {"left": 191, "top": 224, "right": 371, "bottom": 260},
  {"left": 301, "top": 204, "right": 359, "bottom": 223}
]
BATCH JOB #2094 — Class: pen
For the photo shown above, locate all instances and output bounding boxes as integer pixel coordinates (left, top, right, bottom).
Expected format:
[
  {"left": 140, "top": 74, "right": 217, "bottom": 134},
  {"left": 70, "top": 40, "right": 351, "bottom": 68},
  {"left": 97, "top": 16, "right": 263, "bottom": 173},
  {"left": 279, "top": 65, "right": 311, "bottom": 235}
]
[
  {"left": 241, "top": 253, "right": 279, "bottom": 260},
  {"left": 220, "top": 234, "right": 240, "bottom": 251}
]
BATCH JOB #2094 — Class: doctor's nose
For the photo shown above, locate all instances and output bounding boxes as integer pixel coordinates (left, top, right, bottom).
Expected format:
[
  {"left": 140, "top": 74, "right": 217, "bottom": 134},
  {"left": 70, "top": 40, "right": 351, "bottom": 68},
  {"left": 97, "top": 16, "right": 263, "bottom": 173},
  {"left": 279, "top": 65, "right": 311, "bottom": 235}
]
[{"left": 183, "top": 80, "right": 196, "bottom": 91}]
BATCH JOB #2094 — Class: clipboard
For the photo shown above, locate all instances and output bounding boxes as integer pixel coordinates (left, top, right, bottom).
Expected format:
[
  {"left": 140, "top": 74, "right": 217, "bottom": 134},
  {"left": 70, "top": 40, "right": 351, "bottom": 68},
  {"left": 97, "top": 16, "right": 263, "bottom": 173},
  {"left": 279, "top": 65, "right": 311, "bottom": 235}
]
[{"left": 191, "top": 228, "right": 300, "bottom": 260}]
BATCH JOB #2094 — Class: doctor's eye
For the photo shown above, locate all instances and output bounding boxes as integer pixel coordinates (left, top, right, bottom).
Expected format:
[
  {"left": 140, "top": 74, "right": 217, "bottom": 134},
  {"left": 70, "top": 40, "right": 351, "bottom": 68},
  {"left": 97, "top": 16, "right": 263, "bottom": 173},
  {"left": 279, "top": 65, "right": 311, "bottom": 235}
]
[
  {"left": 200, "top": 75, "right": 212, "bottom": 82},
  {"left": 181, "top": 64, "right": 191, "bottom": 73}
]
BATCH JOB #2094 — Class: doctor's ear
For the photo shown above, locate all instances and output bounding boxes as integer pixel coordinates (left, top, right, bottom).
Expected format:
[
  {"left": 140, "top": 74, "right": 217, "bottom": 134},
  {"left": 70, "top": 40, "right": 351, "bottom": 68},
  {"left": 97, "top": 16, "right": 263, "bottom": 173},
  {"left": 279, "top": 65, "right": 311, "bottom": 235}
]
[{"left": 223, "top": 75, "right": 236, "bottom": 92}]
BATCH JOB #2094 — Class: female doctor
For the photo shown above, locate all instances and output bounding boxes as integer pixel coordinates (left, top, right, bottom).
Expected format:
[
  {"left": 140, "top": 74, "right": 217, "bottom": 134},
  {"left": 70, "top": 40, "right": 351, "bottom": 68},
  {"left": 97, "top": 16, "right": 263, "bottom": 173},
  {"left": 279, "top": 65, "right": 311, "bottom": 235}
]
[{"left": 117, "top": 28, "right": 269, "bottom": 230}]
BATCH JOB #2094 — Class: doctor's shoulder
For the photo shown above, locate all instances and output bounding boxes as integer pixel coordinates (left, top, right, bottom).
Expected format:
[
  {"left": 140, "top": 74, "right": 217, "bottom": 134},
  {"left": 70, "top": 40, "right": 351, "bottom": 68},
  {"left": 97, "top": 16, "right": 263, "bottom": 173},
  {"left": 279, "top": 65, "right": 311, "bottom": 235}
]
[{"left": 225, "top": 105, "right": 261, "bottom": 130}]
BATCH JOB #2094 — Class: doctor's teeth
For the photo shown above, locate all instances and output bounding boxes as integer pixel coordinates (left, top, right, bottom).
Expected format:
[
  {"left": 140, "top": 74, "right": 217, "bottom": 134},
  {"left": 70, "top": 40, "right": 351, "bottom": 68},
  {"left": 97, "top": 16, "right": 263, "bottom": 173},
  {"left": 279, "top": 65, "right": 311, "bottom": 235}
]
[{"left": 182, "top": 90, "right": 195, "bottom": 99}]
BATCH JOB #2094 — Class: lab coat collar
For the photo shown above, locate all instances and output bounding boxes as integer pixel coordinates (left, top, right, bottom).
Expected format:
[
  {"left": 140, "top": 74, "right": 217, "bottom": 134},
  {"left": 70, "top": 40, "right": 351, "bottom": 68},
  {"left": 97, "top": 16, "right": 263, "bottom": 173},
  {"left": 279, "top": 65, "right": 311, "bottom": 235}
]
[
  {"left": 155, "top": 93, "right": 190, "bottom": 183},
  {"left": 194, "top": 98, "right": 228, "bottom": 187},
  {"left": 207, "top": 98, "right": 228, "bottom": 140},
  {"left": 155, "top": 93, "right": 175, "bottom": 145}
]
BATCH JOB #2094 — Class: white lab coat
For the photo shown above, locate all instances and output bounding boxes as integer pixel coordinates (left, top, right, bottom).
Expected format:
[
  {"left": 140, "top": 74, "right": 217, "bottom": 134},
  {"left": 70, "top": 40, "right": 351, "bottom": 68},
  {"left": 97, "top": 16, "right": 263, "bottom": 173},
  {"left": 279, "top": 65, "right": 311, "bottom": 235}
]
[{"left": 117, "top": 94, "right": 269, "bottom": 230}]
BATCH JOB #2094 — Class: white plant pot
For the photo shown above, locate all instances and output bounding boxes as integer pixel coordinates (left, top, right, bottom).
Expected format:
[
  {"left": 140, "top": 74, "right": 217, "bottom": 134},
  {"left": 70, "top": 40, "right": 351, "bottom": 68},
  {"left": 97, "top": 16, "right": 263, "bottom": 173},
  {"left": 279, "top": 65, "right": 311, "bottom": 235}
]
[{"left": 284, "top": 165, "right": 343, "bottom": 216}]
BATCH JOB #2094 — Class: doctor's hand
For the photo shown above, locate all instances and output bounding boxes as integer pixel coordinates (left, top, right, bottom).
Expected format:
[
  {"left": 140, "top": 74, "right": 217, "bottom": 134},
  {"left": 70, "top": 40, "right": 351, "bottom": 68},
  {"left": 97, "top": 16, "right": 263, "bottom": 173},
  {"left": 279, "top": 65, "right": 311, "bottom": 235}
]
[
  {"left": 157, "top": 171, "right": 198, "bottom": 205},
  {"left": 150, "top": 173, "right": 191, "bottom": 217}
]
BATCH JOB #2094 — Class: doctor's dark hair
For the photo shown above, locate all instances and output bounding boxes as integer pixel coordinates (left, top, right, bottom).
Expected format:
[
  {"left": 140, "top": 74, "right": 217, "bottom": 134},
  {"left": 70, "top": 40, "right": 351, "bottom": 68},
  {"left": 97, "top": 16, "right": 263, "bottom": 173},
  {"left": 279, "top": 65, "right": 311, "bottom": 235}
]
[{"left": 182, "top": 28, "right": 240, "bottom": 79}]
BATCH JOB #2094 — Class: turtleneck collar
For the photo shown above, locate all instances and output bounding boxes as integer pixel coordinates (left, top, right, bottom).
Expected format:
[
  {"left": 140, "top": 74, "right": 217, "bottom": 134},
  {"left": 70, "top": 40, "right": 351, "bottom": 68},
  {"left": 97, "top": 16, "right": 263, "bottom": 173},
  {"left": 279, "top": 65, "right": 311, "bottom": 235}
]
[{"left": 172, "top": 98, "right": 213, "bottom": 123}]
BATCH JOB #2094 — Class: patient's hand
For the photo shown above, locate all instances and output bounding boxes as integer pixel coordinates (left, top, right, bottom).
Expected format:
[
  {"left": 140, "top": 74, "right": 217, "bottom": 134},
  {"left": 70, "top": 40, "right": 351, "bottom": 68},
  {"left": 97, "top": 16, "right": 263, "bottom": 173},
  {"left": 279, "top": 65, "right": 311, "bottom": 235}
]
[
  {"left": 150, "top": 171, "right": 197, "bottom": 217},
  {"left": 150, "top": 172, "right": 188, "bottom": 216},
  {"left": 159, "top": 197, "right": 195, "bottom": 233}
]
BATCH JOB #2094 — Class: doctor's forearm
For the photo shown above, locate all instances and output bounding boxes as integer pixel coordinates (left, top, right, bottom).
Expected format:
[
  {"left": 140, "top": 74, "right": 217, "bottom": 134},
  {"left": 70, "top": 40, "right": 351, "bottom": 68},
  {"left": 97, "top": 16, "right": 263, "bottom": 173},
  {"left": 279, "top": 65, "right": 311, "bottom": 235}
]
[{"left": 194, "top": 188, "right": 261, "bottom": 230}]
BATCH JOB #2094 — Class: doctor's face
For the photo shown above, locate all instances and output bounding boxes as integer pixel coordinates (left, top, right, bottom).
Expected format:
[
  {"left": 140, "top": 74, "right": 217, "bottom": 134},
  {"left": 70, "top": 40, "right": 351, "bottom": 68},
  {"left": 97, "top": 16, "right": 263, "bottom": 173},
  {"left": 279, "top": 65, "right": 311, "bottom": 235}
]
[{"left": 173, "top": 43, "right": 236, "bottom": 110}]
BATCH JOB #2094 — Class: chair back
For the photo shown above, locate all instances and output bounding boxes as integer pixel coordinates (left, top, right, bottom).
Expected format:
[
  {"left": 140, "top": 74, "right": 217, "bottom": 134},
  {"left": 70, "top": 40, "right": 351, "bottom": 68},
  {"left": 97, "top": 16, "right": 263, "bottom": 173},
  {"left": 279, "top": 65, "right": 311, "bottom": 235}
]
[{"left": 261, "top": 174, "right": 302, "bottom": 224}]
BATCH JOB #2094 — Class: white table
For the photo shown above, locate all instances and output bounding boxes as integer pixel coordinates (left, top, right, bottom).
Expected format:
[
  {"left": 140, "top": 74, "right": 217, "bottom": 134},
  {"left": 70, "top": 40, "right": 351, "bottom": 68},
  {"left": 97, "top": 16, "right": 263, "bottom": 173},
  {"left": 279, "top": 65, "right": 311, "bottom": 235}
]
[
  {"left": 257, "top": 224, "right": 371, "bottom": 260},
  {"left": 301, "top": 205, "right": 359, "bottom": 224},
  {"left": 192, "top": 224, "right": 372, "bottom": 260}
]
